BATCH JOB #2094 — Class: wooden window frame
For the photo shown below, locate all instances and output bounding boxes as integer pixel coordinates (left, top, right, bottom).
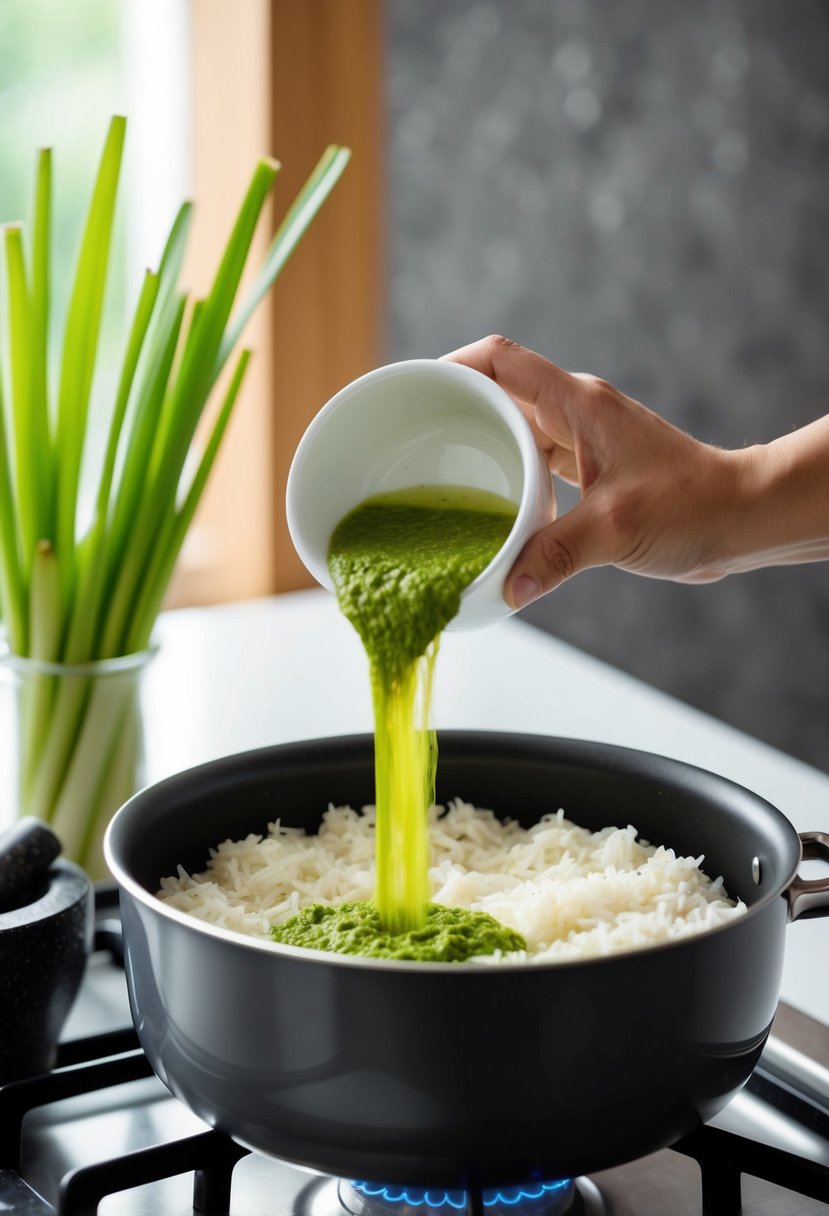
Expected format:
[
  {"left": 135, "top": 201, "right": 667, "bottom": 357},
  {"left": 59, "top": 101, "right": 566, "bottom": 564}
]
[{"left": 168, "top": 0, "right": 383, "bottom": 607}]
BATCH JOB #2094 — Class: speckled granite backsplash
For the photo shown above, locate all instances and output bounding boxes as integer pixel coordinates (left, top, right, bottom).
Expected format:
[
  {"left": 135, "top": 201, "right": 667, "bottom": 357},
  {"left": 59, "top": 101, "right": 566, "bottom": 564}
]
[{"left": 385, "top": 0, "right": 829, "bottom": 771}]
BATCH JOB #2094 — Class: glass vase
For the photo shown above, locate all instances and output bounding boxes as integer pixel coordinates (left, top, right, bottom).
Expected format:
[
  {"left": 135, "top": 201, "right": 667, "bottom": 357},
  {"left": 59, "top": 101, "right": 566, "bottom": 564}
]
[{"left": 0, "top": 647, "right": 156, "bottom": 880}]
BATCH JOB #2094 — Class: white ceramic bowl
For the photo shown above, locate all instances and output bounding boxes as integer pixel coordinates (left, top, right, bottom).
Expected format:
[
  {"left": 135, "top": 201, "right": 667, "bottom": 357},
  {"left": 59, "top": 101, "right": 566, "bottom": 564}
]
[{"left": 286, "top": 359, "right": 555, "bottom": 629}]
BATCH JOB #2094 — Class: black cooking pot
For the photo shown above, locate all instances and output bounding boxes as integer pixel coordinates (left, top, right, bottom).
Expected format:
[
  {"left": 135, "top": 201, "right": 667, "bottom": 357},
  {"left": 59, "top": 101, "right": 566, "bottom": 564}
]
[{"left": 104, "top": 733, "right": 829, "bottom": 1188}]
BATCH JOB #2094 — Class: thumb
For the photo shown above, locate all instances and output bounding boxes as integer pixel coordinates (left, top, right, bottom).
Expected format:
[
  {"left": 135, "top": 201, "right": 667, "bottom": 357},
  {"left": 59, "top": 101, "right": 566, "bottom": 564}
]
[{"left": 505, "top": 499, "right": 611, "bottom": 608}]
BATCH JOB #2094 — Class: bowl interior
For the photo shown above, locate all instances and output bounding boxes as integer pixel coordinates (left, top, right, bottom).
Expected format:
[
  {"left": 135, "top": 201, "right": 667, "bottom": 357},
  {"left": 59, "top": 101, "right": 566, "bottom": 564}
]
[{"left": 285, "top": 362, "right": 527, "bottom": 592}]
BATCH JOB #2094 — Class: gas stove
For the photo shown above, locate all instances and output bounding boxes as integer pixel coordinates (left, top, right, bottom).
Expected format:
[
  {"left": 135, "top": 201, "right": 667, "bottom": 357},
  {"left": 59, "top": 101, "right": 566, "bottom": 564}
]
[{"left": 3, "top": 889, "right": 828, "bottom": 1216}]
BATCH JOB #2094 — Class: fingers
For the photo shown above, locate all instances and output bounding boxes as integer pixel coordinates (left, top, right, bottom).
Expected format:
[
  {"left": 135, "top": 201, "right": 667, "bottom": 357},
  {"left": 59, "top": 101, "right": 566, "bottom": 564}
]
[
  {"left": 444, "top": 337, "right": 642, "bottom": 604},
  {"left": 442, "top": 335, "right": 583, "bottom": 454},
  {"left": 504, "top": 498, "right": 613, "bottom": 608},
  {"left": 442, "top": 335, "right": 563, "bottom": 407},
  {"left": 546, "top": 443, "right": 579, "bottom": 484},
  {"left": 442, "top": 335, "right": 572, "bottom": 409}
]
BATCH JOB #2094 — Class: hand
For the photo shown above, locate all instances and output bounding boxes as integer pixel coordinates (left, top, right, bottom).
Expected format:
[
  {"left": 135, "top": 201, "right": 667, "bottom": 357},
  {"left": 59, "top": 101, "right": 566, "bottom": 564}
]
[{"left": 442, "top": 336, "right": 829, "bottom": 608}]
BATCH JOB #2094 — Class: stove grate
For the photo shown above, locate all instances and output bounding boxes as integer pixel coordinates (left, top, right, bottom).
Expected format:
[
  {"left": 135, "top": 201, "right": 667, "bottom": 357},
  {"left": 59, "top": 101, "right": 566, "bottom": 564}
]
[
  {"left": 58, "top": 1128, "right": 250, "bottom": 1216},
  {"left": 0, "top": 1030, "right": 151, "bottom": 1173},
  {"left": 3, "top": 1032, "right": 829, "bottom": 1216},
  {"left": 676, "top": 1123, "right": 829, "bottom": 1214},
  {"left": 0, "top": 1026, "right": 251, "bottom": 1215}
]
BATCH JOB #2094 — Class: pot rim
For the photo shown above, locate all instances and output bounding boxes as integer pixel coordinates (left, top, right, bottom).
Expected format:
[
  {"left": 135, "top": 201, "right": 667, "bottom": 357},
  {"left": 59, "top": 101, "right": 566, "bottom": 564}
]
[{"left": 104, "top": 731, "right": 802, "bottom": 975}]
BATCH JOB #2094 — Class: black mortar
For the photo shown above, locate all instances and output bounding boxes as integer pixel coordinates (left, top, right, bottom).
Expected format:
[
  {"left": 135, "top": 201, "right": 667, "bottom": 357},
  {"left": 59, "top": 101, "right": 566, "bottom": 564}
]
[{"left": 0, "top": 846, "right": 93, "bottom": 1082}]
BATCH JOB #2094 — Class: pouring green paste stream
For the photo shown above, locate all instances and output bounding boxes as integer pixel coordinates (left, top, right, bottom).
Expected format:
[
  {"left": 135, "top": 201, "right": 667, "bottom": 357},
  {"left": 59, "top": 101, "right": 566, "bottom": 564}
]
[{"left": 270, "top": 484, "right": 527, "bottom": 961}]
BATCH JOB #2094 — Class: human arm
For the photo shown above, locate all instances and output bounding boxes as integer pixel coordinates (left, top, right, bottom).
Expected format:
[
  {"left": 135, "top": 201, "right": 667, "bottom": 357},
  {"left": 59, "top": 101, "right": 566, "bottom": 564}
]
[{"left": 442, "top": 335, "right": 829, "bottom": 608}]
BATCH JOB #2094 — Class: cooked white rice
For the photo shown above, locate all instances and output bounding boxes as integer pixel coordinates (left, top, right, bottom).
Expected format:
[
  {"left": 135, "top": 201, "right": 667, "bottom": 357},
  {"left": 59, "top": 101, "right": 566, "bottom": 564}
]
[{"left": 157, "top": 800, "right": 746, "bottom": 962}]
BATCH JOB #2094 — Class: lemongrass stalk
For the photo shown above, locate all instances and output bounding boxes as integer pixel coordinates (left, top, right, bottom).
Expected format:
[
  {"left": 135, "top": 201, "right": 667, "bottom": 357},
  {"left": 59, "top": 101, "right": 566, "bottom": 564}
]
[
  {"left": 49, "top": 661, "right": 144, "bottom": 866},
  {"left": 93, "top": 270, "right": 162, "bottom": 532},
  {"left": 19, "top": 542, "right": 62, "bottom": 800},
  {"left": 29, "top": 541, "right": 61, "bottom": 661},
  {"left": 30, "top": 148, "right": 54, "bottom": 541},
  {"left": 14, "top": 143, "right": 181, "bottom": 852},
  {"left": 151, "top": 201, "right": 193, "bottom": 319},
  {"left": 0, "top": 361, "right": 27, "bottom": 654},
  {"left": 62, "top": 270, "right": 161, "bottom": 661},
  {"left": 98, "top": 297, "right": 205, "bottom": 658},
  {"left": 77, "top": 672, "right": 143, "bottom": 873},
  {"left": 24, "top": 673, "right": 88, "bottom": 825},
  {"left": 141, "top": 295, "right": 204, "bottom": 477},
  {"left": 80, "top": 202, "right": 192, "bottom": 654},
  {"left": 216, "top": 145, "right": 351, "bottom": 371},
  {"left": 55, "top": 115, "right": 125, "bottom": 602},
  {"left": 4, "top": 225, "right": 37, "bottom": 573},
  {"left": 4, "top": 120, "right": 349, "bottom": 876},
  {"left": 100, "top": 292, "right": 187, "bottom": 602},
  {"left": 125, "top": 348, "right": 252, "bottom": 652},
  {"left": 147, "top": 158, "right": 279, "bottom": 491},
  {"left": 104, "top": 202, "right": 193, "bottom": 499},
  {"left": 101, "top": 149, "right": 346, "bottom": 657},
  {"left": 101, "top": 158, "right": 278, "bottom": 656}
]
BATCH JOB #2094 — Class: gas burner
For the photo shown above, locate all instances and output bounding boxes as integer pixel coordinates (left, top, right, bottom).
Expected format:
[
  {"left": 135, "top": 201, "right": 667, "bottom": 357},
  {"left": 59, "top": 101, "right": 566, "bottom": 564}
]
[{"left": 337, "top": 1177, "right": 606, "bottom": 1216}]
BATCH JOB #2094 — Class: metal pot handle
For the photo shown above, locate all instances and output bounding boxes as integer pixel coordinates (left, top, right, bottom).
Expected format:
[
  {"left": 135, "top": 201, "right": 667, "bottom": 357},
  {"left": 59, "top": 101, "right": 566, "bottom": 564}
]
[{"left": 787, "top": 832, "right": 829, "bottom": 921}]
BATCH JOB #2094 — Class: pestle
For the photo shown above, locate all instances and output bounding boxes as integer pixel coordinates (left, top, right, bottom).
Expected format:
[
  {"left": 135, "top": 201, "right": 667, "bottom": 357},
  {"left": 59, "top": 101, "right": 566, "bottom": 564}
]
[{"left": 0, "top": 817, "right": 62, "bottom": 913}]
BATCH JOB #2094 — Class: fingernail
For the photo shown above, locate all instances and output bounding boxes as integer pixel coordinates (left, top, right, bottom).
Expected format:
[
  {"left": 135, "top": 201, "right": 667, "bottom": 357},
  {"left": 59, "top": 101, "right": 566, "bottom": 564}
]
[{"left": 511, "top": 575, "right": 542, "bottom": 609}]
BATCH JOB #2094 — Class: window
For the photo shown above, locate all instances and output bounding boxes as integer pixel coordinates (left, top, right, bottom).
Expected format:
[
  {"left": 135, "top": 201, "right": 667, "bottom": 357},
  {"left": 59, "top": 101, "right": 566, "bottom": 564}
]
[{"left": 0, "top": 0, "right": 383, "bottom": 608}]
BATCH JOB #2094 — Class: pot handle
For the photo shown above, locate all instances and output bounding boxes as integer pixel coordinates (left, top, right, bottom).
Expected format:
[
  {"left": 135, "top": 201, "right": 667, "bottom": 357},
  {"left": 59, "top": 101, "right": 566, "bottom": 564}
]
[{"left": 787, "top": 832, "right": 829, "bottom": 922}]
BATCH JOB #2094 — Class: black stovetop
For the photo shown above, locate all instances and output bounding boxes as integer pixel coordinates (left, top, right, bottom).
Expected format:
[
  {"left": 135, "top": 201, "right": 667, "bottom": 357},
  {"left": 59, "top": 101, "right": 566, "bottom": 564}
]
[{"left": 2, "top": 891, "right": 828, "bottom": 1216}]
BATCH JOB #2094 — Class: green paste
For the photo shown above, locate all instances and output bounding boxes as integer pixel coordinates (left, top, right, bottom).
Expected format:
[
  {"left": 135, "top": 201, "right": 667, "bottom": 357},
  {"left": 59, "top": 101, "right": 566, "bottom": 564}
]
[
  {"left": 329, "top": 484, "right": 516, "bottom": 941},
  {"left": 327, "top": 485, "right": 518, "bottom": 681},
  {"left": 270, "top": 901, "right": 526, "bottom": 962}
]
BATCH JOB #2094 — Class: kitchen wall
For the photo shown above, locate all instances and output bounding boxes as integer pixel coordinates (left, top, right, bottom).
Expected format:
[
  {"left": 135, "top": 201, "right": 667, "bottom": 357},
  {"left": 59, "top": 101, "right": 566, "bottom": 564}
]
[{"left": 384, "top": 0, "right": 829, "bottom": 773}]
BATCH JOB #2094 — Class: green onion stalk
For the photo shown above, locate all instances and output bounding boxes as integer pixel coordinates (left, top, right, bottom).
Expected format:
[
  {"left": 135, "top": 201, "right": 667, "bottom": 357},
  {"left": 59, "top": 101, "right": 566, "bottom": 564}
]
[{"left": 0, "top": 116, "right": 350, "bottom": 875}]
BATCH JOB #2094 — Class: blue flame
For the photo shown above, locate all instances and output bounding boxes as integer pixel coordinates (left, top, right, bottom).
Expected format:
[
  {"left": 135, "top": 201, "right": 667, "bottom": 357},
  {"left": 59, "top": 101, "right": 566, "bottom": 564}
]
[{"left": 351, "top": 1179, "right": 572, "bottom": 1210}]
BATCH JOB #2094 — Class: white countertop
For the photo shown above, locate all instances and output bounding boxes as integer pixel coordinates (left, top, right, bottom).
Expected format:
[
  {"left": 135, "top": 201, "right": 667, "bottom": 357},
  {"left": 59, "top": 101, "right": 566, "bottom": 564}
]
[{"left": 146, "top": 588, "right": 829, "bottom": 1027}]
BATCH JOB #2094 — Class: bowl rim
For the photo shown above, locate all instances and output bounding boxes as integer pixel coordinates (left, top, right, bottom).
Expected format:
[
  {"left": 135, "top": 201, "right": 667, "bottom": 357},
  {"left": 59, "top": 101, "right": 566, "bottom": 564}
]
[{"left": 285, "top": 358, "right": 545, "bottom": 600}]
